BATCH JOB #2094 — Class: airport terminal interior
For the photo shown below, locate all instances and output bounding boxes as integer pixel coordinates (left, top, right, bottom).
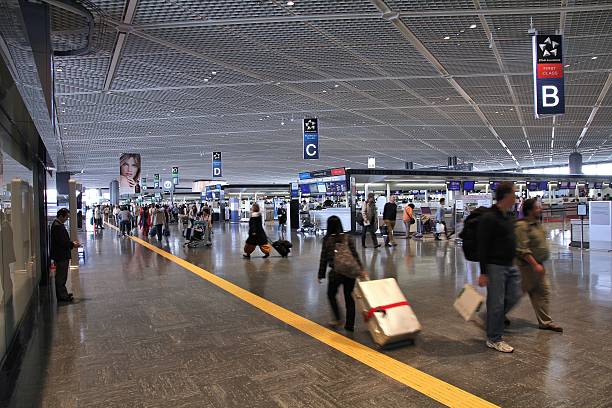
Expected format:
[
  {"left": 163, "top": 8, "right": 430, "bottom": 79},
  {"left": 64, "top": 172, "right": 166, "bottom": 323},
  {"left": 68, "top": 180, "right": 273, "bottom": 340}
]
[{"left": 0, "top": 0, "right": 612, "bottom": 407}]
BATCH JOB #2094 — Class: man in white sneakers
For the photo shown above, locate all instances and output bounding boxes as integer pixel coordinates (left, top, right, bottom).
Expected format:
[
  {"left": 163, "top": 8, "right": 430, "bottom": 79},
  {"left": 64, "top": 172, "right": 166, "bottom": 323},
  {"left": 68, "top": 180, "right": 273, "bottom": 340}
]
[{"left": 477, "top": 181, "right": 522, "bottom": 353}]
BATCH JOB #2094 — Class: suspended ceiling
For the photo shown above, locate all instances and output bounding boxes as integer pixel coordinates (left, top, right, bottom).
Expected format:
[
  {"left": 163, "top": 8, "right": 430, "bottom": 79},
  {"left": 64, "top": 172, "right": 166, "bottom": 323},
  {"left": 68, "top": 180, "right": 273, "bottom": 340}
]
[{"left": 32, "top": 0, "right": 612, "bottom": 185}]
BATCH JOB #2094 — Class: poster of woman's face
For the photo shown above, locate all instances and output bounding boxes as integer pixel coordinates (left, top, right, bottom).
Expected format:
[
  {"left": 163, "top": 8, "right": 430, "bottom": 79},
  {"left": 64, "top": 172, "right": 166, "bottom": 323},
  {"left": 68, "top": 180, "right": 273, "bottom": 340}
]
[{"left": 119, "top": 153, "right": 141, "bottom": 191}]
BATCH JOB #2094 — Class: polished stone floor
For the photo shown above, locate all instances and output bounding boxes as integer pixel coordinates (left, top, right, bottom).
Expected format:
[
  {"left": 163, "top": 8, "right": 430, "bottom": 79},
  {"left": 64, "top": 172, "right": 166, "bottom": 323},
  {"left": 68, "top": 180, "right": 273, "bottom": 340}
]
[{"left": 5, "top": 222, "right": 612, "bottom": 407}]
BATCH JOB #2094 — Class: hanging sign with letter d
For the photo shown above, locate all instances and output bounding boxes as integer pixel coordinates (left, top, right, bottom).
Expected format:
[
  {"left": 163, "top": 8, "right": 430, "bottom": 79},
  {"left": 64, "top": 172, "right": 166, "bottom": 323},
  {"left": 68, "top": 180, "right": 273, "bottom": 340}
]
[
  {"left": 303, "top": 118, "right": 319, "bottom": 160},
  {"left": 212, "top": 152, "right": 222, "bottom": 178},
  {"left": 533, "top": 34, "right": 565, "bottom": 117}
]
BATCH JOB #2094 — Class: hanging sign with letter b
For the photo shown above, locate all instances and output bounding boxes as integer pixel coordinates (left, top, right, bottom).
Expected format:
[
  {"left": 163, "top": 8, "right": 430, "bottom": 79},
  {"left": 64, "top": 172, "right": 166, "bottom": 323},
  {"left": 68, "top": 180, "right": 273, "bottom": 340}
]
[{"left": 533, "top": 34, "right": 565, "bottom": 117}]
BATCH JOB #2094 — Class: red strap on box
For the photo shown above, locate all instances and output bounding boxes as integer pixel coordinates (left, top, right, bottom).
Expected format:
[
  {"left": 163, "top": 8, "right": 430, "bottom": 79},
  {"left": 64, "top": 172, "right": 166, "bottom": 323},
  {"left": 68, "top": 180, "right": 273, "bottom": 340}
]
[{"left": 364, "top": 301, "right": 409, "bottom": 322}]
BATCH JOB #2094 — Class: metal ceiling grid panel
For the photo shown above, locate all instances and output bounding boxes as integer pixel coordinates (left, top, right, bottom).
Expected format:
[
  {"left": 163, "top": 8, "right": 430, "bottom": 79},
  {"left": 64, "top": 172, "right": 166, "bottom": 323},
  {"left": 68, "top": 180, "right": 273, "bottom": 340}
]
[
  {"left": 386, "top": 0, "right": 475, "bottom": 11},
  {"left": 89, "top": 0, "right": 128, "bottom": 21},
  {"left": 481, "top": 0, "right": 563, "bottom": 8},
  {"left": 454, "top": 76, "right": 515, "bottom": 105},
  {"left": 565, "top": 9, "right": 612, "bottom": 37},
  {"left": 133, "top": 0, "right": 286, "bottom": 25}
]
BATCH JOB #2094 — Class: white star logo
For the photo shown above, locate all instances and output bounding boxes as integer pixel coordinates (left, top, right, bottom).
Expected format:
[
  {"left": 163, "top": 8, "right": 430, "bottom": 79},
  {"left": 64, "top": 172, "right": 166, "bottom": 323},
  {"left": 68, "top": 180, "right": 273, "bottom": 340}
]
[{"left": 539, "top": 37, "right": 560, "bottom": 58}]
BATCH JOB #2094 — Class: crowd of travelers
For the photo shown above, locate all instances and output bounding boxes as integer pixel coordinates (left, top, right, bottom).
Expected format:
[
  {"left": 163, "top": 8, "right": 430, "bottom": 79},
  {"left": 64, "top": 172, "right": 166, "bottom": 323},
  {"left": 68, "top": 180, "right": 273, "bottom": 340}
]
[{"left": 55, "top": 183, "right": 562, "bottom": 352}]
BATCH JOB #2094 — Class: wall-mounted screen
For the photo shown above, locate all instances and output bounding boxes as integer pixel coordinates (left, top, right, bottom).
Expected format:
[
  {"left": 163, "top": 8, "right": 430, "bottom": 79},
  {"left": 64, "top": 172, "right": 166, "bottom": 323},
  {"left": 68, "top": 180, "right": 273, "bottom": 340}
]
[
  {"left": 489, "top": 181, "right": 500, "bottom": 191},
  {"left": 568, "top": 181, "right": 577, "bottom": 189},
  {"left": 558, "top": 181, "right": 570, "bottom": 189},
  {"left": 462, "top": 181, "right": 475, "bottom": 191},
  {"left": 593, "top": 182, "right": 603, "bottom": 189},
  {"left": 300, "top": 184, "right": 310, "bottom": 194},
  {"left": 317, "top": 183, "right": 327, "bottom": 193},
  {"left": 447, "top": 180, "right": 461, "bottom": 191}
]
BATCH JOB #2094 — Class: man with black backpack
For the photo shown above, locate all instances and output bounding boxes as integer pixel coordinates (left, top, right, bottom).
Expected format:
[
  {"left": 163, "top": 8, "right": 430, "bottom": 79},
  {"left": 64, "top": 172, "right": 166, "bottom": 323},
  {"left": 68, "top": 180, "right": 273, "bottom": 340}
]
[{"left": 475, "top": 181, "right": 522, "bottom": 353}]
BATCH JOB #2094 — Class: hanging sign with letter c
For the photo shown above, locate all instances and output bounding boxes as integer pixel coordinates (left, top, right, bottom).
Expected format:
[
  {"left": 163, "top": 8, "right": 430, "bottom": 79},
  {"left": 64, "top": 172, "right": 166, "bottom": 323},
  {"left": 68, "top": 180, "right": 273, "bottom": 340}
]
[{"left": 303, "top": 118, "right": 319, "bottom": 160}]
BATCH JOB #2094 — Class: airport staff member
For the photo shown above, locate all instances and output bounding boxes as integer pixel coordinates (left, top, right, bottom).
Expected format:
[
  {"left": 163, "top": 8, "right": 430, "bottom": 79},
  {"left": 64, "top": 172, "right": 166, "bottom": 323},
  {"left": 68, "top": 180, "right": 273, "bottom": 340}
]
[
  {"left": 515, "top": 198, "right": 563, "bottom": 333},
  {"left": 50, "top": 208, "right": 81, "bottom": 302}
]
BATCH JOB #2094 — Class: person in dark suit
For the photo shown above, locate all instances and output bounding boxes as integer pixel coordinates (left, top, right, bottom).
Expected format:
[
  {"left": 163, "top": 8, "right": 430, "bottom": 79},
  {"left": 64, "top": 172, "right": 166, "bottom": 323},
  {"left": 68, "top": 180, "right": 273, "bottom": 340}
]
[{"left": 50, "top": 208, "right": 81, "bottom": 302}]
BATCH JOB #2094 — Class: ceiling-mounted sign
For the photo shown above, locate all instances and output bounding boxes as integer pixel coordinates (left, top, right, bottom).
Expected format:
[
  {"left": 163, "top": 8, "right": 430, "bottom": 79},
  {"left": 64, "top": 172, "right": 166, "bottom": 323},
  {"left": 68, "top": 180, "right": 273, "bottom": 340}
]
[
  {"left": 368, "top": 157, "right": 376, "bottom": 169},
  {"left": 533, "top": 34, "right": 565, "bottom": 117},
  {"left": 171, "top": 167, "right": 179, "bottom": 185},
  {"left": 212, "top": 152, "right": 222, "bottom": 178},
  {"left": 303, "top": 118, "right": 319, "bottom": 160},
  {"left": 153, "top": 173, "right": 160, "bottom": 189},
  {"left": 163, "top": 180, "right": 173, "bottom": 190},
  {"left": 141, "top": 177, "right": 147, "bottom": 190}
]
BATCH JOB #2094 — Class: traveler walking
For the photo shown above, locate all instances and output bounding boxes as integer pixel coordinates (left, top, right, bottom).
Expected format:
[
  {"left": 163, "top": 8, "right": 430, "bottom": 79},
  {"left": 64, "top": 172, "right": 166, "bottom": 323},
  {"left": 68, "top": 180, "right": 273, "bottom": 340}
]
[
  {"left": 318, "top": 216, "right": 367, "bottom": 332},
  {"left": 113, "top": 205, "right": 120, "bottom": 225},
  {"left": 119, "top": 206, "right": 132, "bottom": 236},
  {"left": 94, "top": 205, "right": 104, "bottom": 230},
  {"left": 403, "top": 203, "right": 415, "bottom": 239},
  {"left": 515, "top": 198, "right": 563, "bottom": 332},
  {"left": 103, "top": 206, "right": 110, "bottom": 223},
  {"left": 361, "top": 193, "right": 380, "bottom": 248},
  {"left": 139, "top": 206, "right": 150, "bottom": 237},
  {"left": 153, "top": 205, "right": 166, "bottom": 241},
  {"left": 477, "top": 181, "right": 522, "bottom": 353},
  {"left": 243, "top": 203, "right": 271, "bottom": 259},
  {"left": 434, "top": 198, "right": 450, "bottom": 240},
  {"left": 50, "top": 208, "right": 81, "bottom": 302},
  {"left": 202, "top": 208, "right": 213, "bottom": 247},
  {"left": 277, "top": 203, "right": 287, "bottom": 235},
  {"left": 382, "top": 196, "right": 398, "bottom": 247}
]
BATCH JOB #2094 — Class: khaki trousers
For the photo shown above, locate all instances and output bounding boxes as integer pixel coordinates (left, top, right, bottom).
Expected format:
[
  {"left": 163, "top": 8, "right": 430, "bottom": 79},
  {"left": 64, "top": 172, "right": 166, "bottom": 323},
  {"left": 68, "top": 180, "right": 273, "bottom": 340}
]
[
  {"left": 519, "top": 263, "right": 553, "bottom": 326},
  {"left": 384, "top": 220, "right": 396, "bottom": 244}
]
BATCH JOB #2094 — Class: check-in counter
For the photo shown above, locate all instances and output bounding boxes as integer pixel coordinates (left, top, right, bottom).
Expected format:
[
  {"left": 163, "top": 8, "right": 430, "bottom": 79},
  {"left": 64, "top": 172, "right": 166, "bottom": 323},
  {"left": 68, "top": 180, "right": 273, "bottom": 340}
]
[{"left": 310, "top": 208, "right": 352, "bottom": 232}]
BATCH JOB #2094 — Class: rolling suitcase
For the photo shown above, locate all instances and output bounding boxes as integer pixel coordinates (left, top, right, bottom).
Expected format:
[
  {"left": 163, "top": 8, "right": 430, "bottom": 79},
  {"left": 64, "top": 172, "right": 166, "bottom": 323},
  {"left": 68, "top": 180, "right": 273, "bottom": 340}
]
[
  {"left": 271, "top": 239, "right": 292, "bottom": 257},
  {"left": 353, "top": 278, "right": 421, "bottom": 347}
]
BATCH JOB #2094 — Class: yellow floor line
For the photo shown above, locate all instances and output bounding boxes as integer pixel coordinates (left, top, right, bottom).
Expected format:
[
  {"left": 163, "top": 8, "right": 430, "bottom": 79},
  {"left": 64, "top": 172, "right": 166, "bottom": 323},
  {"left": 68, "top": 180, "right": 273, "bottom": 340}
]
[{"left": 104, "top": 223, "right": 498, "bottom": 407}]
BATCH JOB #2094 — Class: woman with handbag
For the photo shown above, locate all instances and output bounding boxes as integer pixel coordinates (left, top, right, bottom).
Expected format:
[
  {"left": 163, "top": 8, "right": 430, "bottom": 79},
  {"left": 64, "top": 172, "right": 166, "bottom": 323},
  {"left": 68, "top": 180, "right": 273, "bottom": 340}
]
[
  {"left": 318, "top": 216, "right": 368, "bottom": 332},
  {"left": 243, "top": 203, "right": 271, "bottom": 258}
]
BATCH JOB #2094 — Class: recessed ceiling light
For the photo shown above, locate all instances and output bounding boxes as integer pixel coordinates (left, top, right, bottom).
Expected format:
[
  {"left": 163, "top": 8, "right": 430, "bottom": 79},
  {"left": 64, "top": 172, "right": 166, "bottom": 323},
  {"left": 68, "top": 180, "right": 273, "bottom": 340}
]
[
  {"left": 204, "top": 78, "right": 209, "bottom": 82},
  {"left": 56, "top": 67, "right": 63, "bottom": 72},
  {"left": 334, "top": 84, "right": 339, "bottom": 88},
  {"left": 61, "top": 101, "right": 65, "bottom": 105},
  {"left": 459, "top": 29, "right": 465, "bottom": 33},
  {"left": 445, "top": 97, "right": 450, "bottom": 101},
  {"left": 286, "top": 0, "right": 294, "bottom": 5},
  {"left": 591, "top": 56, "right": 598, "bottom": 60},
  {"left": 322, "top": 90, "right": 327, "bottom": 93},
  {"left": 443, "top": 36, "right": 450, "bottom": 40},
  {"left": 564, "top": 64, "right": 570, "bottom": 67},
  {"left": 211, "top": 71, "right": 217, "bottom": 75},
  {"left": 469, "top": 24, "right": 477, "bottom": 29}
]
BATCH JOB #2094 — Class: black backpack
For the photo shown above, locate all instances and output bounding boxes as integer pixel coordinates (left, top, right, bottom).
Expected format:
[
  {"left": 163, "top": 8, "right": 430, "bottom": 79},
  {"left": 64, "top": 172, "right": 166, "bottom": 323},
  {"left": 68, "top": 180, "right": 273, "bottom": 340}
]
[{"left": 459, "top": 207, "right": 490, "bottom": 262}]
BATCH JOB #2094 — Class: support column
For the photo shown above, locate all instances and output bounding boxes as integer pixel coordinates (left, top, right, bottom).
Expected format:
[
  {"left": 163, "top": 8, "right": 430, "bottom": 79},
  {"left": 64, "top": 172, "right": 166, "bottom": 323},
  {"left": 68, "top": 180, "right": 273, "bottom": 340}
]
[
  {"left": 110, "top": 180, "right": 119, "bottom": 206},
  {"left": 69, "top": 179, "right": 78, "bottom": 269},
  {"left": 386, "top": 183, "right": 391, "bottom": 199},
  {"left": 11, "top": 179, "right": 26, "bottom": 274}
]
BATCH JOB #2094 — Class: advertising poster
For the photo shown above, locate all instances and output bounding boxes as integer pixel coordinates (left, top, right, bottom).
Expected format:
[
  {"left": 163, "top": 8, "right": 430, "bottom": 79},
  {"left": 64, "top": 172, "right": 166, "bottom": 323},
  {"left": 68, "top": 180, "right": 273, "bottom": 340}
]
[{"left": 119, "top": 153, "right": 141, "bottom": 193}]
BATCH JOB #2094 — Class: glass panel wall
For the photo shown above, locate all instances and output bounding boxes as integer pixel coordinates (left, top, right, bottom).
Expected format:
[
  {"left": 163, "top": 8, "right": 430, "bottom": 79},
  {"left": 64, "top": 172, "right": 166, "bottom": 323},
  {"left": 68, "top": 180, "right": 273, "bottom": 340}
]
[{"left": 0, "top": 149, "right": 40, "bottom": 361}]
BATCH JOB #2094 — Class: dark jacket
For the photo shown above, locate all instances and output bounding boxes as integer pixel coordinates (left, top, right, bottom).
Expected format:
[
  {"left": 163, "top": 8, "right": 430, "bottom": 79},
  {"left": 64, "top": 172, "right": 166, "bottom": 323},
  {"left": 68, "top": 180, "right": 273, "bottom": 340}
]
[
  {"left": 277, "top": 208, "right": 287, "bottom": 224},
  {"left": 50, "top": 219, "right": 74, "bottom": 261},
  {"left": 318, "top": 233, "right": 363, "bottom": 279},
  {"left": 246, "top": 213, "right": 268, "bottom": 246},
  {"left": 383, "top": 202, "right": 397, "bottom": 221},
  {"left": 477, "top": 205, "right": 517, "bottom": 274}
]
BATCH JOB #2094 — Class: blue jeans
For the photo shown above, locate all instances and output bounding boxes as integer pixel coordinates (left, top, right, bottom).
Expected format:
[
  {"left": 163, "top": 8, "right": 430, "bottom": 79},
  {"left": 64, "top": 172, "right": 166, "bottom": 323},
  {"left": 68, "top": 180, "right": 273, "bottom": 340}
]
[{"left": 486, "top": 264, "right": 522, "bottom": 342}]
